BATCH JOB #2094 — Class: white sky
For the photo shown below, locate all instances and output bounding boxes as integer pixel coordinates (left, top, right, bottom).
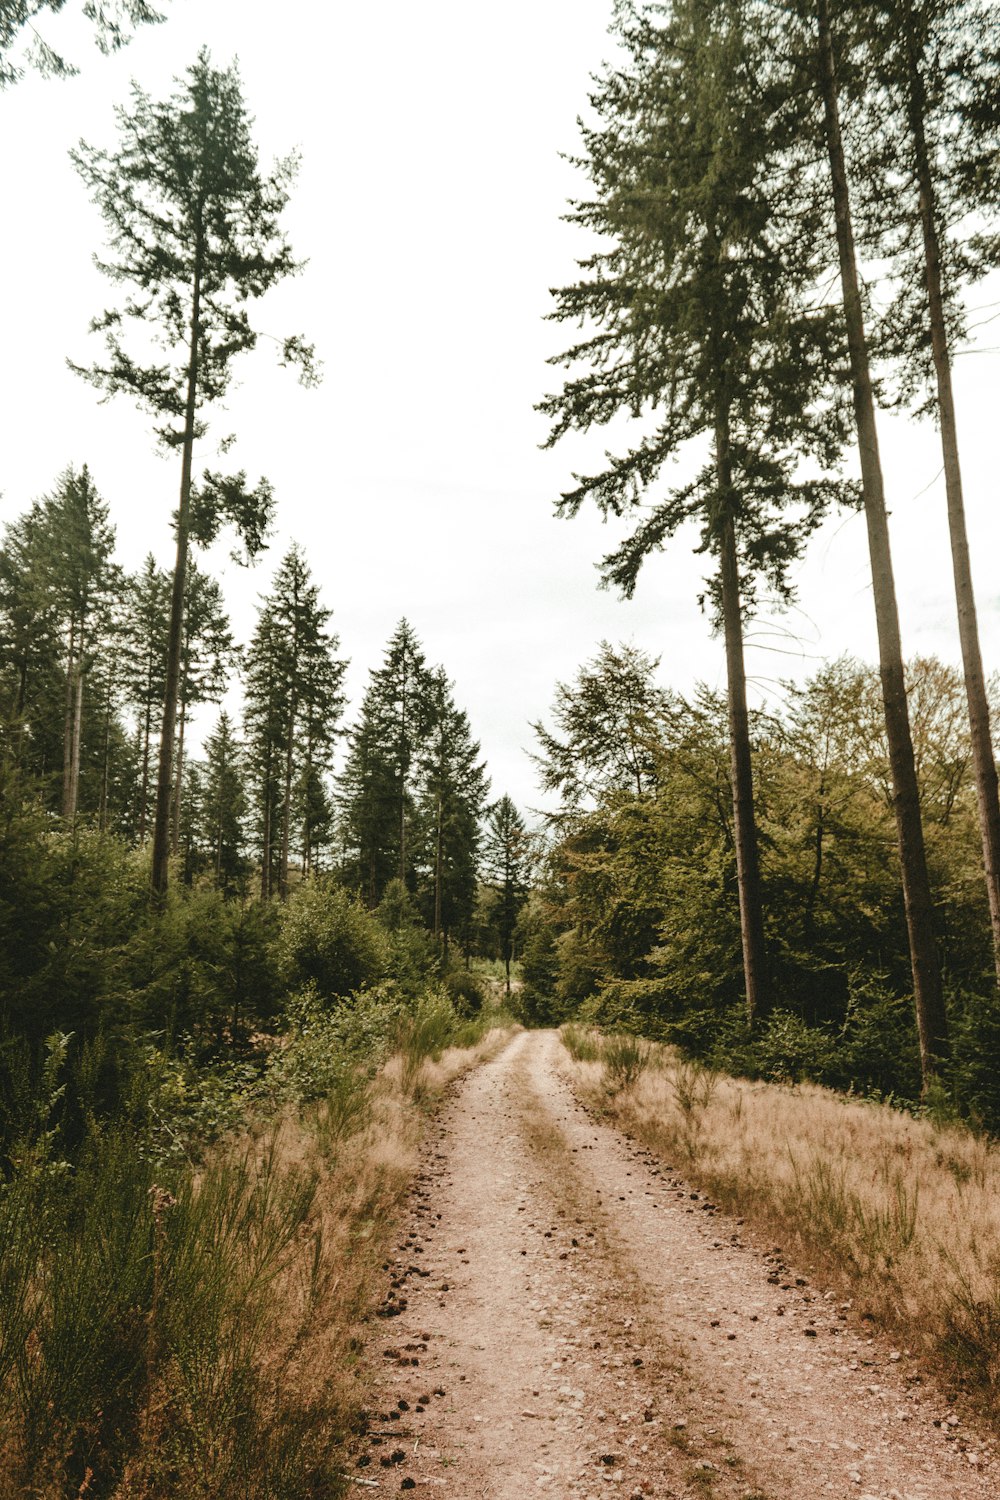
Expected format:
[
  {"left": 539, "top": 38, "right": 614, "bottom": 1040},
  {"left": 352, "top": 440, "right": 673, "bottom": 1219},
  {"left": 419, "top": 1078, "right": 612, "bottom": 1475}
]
[{"left": 2, "top": 0, "right": 1000, "bottom": 815}]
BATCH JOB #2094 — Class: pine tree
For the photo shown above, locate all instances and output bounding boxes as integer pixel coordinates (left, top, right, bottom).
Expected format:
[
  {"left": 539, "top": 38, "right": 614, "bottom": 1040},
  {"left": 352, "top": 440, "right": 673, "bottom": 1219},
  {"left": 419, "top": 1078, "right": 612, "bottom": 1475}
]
[
  {"left": 170, "top": 561, "right": 238, "bottom": 854},
  {"left": 532, "top": 643, "right": 670, "bottom": 811},
  {"left": 841, "top": 0, "right": 1000, "bottom": 993},
  {"left": 121, "top": 555, "right": 170, "bottom": 841},
  {"left": 46, "top": 466, "right": 118, "bottom": 823},
  {"left": 72, "top": 49, "right": 315, "bottom": 897},
  {"left": 481, "top": 795, "right": 532, "bottom": 994},
  {"left": 1, "top": 0, "right": 165, "bottom": 89},
  {"left": 541, "top": 0, "right": 853, "bottom": 1023},
  {"left": 339, "top": 620, "right": 434, "bottom": 904},
  {"left": 805, "top": 0, "right": 949, "bottom": 1081},
  {"left": 0, "top": 469, "right": 117, "bottom": 818},
  {"left": 201, "top": 711, "right": 247, "bottom": 890},
  {"left": 415, "top": 668, "right": 490, "bottom": 948},
  {"left": 243, "top": 547, "right": 346, "bottom": 897},
  {"left": 0, "top": 501, "right": 62, "bottom": 772}
]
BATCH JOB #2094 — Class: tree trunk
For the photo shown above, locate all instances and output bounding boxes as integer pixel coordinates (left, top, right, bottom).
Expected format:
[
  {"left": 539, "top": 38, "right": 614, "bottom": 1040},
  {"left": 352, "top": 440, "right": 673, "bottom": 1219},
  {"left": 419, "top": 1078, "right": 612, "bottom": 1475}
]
[
  {"left": 716, "top": 414, "right": 768, "bottom": 1026},
  {"left": 817, "top": 0, "right": 947, "bottom": 1081},
  {"left": 171, "top": 697, "right": 187, "bottom": 858},
  {"left": 434, "top": 788, "right": 443, "bottom": 940},
  {"left": 151, "top": 243, "right": 203, "bottom": 899},
  {"left": 99, "top": 682, "right": 112, "bottom": 834},
  {"left": 899, "top": 0, "right": 1000, "bottom": 989},
  {"left": 138, "top": 698, "right": 152, "bottom": 840},
  {"left": 261, "top": 778, "right": 273, "bottom": 900},
  {"left": 67, "top": 660, "right": 84, "bottom": 824},
  {"left": 279, "top": 691, "right": 297, "bottom": 896},
  {"left": 61, "top": 617, "right": 77, "bottom": 818}
]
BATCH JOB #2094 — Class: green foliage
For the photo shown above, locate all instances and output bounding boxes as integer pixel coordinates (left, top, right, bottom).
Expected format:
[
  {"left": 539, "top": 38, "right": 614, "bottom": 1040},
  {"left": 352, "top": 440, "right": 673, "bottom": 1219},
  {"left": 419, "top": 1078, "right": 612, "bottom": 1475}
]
[
  {"left": 443, "top": 967, "right": 486, "bottom": 1017},
  {"left": 276, "top": 879, "right": 390, "bottom": 1003},
  {"left": 269, "top": 986, "right": 401, "bottom": 1105},
  {"left": 601, "top": 1032, "right": 652, "bottom": 1094},
  {"left": 0, "top": 1128, "right": 318, "bottom": 1496}
]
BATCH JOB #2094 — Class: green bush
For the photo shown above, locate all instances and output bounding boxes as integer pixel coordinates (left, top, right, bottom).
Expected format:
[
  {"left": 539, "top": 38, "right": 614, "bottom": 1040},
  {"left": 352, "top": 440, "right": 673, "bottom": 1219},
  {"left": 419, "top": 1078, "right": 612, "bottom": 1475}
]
[
  {"left": 444, "top": 968, "right": 486, "bottom": 1016},
  {"left": 276, "top": 880, "right": 390, "bottom": 1003}
]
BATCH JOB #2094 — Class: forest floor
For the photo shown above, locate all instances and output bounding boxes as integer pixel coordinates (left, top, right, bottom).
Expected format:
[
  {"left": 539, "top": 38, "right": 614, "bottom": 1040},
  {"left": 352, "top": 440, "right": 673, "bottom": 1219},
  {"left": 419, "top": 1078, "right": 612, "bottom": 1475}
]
[{"left": 356, "top": 1029, "right": 996, "bottom": 1500}]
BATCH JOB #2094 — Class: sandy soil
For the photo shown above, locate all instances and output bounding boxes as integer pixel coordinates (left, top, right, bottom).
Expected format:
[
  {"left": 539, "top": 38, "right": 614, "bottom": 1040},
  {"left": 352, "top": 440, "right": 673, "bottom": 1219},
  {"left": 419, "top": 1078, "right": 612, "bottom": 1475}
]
[{"left": 355, "top": 1029, "right": 996, "bottom": 1499}]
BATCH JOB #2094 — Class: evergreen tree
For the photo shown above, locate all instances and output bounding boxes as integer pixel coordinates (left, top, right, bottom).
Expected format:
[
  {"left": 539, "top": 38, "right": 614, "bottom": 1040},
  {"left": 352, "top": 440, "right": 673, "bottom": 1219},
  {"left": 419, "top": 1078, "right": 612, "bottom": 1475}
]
[
  {"left": 481, "top": 795, "right": 531, "bottom": 993},
  {"left": 243, "top": 547, "right": 346, "bottom": 897},
  {"left": 339, "top": 620, "right": 433, "bottom": 905},
  {"left": 45, "top": 466, "right": 118, "bottom": 823},
  {"left": 121, "top": 555, "right": 170, "bottom": 840},
  {"left": 1, "top": 0, "right": 165, "bottom": 88},
  {"left": 415, "top": 668, "right": 490, "bottom": 947},
  {"left": 200, "top": 711, "right": 247, "bottom": 890},
  {"left": 0, "top": 501, "right": 63, "bottom": 773},
  {"left": 72, "top": 49, "right": 315, "bottom": 897},
  {"left": 170, "top": 561, "right": 238, "bottom": 854},
  {"left": 0, "top": 468, "right": 117, "bottom": 818},
  {"left": 532, "top": 643, "right": 670, "bottom": 811},
  {"left": 840, "top": 0, "right": 1000, "bottom": 993},
  {"left": 805, "top": 0, "right": 949, "bottom": 1082},
  {"left": 541, "top": 0, "right": 852, "bottom": 1023}
]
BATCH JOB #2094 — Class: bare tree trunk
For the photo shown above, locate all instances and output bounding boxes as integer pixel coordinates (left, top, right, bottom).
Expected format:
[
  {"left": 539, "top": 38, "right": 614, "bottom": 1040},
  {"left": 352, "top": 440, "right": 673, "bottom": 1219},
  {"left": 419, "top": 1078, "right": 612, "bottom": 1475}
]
[
  {"left": 899, "top": 0, "right": 1000, "bottom": 989},
  {"left": 67, "top": 662, "right": 84, "bottom": 824},
  {"left": 170, "top": 696, "right": 186, "bottom": 858},
  {"left": 434, "top": 789, "right": 443, "bottom": 940},
  {"left": 716, "top": 413, "right": 768, "bottom": 1025},
  {"left": 817, "top": 0, "right": 947, "bottom": 1082},
  {"left": 261, "top": 778, "right": 272, "bottom": 900},
  {"left": 99, "top": 682, "right": 112, "bottom": 833},
  {"left": 61, "top": 618, "right": 77, "bottom": 818},
  {"left": 152, "top": 243, "right": 202, "bottom": 899},
  {"left": 279, "top": 691, "right": 297, "bottom": 897}
]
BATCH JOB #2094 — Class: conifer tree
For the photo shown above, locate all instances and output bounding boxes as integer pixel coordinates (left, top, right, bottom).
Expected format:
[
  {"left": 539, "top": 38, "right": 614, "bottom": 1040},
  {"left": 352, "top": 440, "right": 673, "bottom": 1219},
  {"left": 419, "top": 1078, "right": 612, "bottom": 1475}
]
[
  {"left": 243, "top": 547, "right": 346, "bottom": 897},
  {"left": 1, "top": 0, "right": 165, "bottom": 88},
  {"left": 532, "top": 643, "right": 670, "bottom": 811},
  {"left": 0, "top": 502, "right": 63, "bottom": 772},
  {"left": 839, "top": 0, "right": 1000, "bottom": 992},
  {"left": 121, "top": 555, "right": 170, "bottom": 840},
  {"left": 481, "top": 795, "right": 532, "bottom": 993},
  {"left": 45, "top": 466, "right": 118, "bottom": 823},
  {"left": 201, "top": 710, "right": 247, "bottom": 889},
  {"left": 72, "top": 49, "right": 315, "bottom": 897},
  {"left": 170, "top": 561, "right": 238, "bottom": 853},
  {"left": 339, "top": 620, "right": 434, "bottom": 904},
  {"left": 415, "top": 668, "right": 490, "bottom": 946},
  {"left": 541, "top": 0, "right": 852, "bottom": 1023},
  {"left": 805, "top": 0, "right": 949, "bottom": 1081}
]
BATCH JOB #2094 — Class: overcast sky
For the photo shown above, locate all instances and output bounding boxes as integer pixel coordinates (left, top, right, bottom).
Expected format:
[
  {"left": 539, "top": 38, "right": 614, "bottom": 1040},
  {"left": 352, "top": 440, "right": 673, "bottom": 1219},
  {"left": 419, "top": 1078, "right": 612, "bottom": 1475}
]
[{"left": 3, "top": 0, "right": 1000, "bottom": 814}]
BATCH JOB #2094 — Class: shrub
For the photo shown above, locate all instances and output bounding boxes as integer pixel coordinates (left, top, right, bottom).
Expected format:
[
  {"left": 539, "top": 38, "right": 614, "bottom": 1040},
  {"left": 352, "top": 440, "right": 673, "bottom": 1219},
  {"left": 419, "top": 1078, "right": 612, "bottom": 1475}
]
[
  {"left": 276, "top": 880, "right": 389, "bottom": 1004},
  {"left": 444, "top": 968, "right": 485, "bottom": 1016},
  {"left": 601, "top": 1031, "right": 652, "bottom": 1093}
]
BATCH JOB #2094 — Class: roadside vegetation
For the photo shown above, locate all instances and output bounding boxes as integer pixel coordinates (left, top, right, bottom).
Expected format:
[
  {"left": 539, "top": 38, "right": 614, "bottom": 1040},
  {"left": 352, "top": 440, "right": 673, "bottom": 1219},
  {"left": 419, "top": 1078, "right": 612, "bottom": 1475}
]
[{"left": 561, "top": 1024, "right": 1000, "bottom": 1405}]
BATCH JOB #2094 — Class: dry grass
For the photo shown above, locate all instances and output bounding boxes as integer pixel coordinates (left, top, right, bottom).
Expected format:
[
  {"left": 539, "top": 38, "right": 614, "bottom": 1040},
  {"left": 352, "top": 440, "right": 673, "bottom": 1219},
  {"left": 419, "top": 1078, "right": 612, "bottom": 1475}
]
[
  {"left": 560, "top": 1029, "right": 1000, "bottom": 1408},
  {"left": 0, "top": 1025, "right": 515, "bottom": 1500}
]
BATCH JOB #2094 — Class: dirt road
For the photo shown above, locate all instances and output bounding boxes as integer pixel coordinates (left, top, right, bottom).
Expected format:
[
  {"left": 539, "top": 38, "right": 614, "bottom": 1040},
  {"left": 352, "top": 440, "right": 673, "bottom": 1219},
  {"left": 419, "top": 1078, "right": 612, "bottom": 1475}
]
[{"left": 359, "top": 1030, "right": 995, "bottom": 1498}]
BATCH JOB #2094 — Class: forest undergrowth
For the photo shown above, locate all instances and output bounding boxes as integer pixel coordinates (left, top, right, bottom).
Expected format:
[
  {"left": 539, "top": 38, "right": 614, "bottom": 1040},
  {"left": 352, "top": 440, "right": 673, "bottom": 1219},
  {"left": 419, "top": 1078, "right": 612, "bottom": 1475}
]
[
  {"left": 561, "top": 1023, "right": 1000, "bottom": 1417},
  {"left": 0, "top": 975, "right": 514, "bottom": 1499}
]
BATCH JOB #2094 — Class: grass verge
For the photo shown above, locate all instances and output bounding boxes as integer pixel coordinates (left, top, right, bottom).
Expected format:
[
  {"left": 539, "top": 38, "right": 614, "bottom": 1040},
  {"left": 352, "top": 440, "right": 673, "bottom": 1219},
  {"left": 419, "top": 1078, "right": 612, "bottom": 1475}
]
[
  {"left": 0, "top": 1011, "right": 515, "bottom": 1498},
  {"left": 559, "top": 1025, "right": 1000, "bottom": 1413}
]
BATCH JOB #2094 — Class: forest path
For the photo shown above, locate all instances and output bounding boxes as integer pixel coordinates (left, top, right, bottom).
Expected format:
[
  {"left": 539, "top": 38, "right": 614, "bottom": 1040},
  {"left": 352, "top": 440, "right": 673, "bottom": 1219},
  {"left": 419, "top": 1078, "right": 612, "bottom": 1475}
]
[{"left": 360, "top": 1029, "right": 994, "bottom": 1499}]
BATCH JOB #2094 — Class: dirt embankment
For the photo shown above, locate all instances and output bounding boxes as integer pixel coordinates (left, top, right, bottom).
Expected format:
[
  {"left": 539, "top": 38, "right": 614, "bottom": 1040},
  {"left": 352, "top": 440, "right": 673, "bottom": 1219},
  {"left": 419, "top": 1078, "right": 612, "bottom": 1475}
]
[{"left": 356, "top": 1029, "right": 995, "bottom": 1499}]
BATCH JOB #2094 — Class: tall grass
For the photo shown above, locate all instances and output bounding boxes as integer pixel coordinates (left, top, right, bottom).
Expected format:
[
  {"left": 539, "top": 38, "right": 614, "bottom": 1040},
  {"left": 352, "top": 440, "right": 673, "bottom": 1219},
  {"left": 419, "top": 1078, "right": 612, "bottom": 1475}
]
[
  {"left": 560, "top": 1035, "right": 1000, "bottom": 1404},
  {"left": 0, "top": 994, "right": 517, "bottom": 1497}
]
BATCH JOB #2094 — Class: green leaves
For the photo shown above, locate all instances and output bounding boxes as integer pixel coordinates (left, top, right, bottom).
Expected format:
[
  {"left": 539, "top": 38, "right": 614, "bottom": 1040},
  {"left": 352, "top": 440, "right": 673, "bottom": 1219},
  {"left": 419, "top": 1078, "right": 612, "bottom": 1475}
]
[{"left": 188, "top": 470, "right": 275, "bottom": 562}]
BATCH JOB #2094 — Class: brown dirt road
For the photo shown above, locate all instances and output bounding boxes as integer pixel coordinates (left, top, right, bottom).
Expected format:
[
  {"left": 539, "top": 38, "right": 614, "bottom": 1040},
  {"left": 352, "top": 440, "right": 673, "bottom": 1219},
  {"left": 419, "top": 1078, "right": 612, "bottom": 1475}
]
[{"left": 359, "top": 1029, "right": 996, "bottom": 1499}]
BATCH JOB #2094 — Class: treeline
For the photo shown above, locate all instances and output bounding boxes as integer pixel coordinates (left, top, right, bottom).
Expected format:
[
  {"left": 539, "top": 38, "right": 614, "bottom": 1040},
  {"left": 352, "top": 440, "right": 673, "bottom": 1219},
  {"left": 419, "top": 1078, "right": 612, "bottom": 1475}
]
[
  {"left": 0, "top": 467, "right": 535, "bottom": 958},
  {"left": 542, "top": 0, "right": 1000, "bottom": 1092},
  {"left": 523, "top": 644, "right": 1000, "bottom": 1127}
]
